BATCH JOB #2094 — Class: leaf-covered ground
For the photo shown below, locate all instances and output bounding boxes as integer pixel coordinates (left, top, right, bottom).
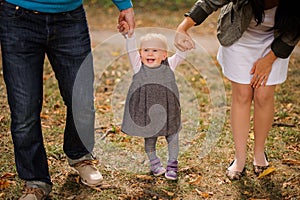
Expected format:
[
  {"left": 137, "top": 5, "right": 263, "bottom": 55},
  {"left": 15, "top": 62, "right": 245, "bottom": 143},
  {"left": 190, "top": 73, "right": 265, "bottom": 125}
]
[{"left": 0, "top": 3, "right": 299, "bottom": 200}]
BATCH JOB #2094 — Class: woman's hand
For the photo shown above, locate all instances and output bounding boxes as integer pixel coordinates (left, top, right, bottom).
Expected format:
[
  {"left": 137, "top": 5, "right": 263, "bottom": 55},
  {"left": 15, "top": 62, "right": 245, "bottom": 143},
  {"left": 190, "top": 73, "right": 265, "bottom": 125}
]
[
  {"left": 174, "top": 17, "right": 196, "bottom": 51},
  {"left": 250, "top": 50, "right": 277, "bottom": 88}
]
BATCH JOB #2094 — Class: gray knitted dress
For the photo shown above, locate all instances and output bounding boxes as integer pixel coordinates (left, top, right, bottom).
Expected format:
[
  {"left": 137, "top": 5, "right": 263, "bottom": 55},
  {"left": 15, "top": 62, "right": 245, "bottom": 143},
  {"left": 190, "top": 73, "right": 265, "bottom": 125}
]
[{"left": 121, "top": 59, "right": 181, "bottom": 138}]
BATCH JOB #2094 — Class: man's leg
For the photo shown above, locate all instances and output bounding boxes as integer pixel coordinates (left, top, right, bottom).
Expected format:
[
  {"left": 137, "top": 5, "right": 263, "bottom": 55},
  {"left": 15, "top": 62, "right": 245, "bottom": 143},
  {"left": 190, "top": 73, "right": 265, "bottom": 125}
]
[
  {"left": 0, "top": 1, "right": 52, "bottom": 196},
  {"left": 0, "top": 0, "right": 51, "bottom": 185},
  {"left": 46, "top": 5, "right": 101, "bottom": 186}
]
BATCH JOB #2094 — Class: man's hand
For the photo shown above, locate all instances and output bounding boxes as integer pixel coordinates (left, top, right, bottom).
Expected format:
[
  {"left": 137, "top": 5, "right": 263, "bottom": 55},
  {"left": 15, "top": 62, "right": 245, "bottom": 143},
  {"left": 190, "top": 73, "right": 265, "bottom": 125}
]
[{"left": 118, "top": 7, "right": 135, "bottom": 37}]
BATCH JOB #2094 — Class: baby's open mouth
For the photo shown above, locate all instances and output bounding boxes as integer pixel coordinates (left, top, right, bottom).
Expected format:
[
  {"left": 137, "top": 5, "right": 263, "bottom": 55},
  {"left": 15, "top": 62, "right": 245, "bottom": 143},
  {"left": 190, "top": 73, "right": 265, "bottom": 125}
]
[{"left": 147, "top": 59, "right": 155, "bottom": 63}]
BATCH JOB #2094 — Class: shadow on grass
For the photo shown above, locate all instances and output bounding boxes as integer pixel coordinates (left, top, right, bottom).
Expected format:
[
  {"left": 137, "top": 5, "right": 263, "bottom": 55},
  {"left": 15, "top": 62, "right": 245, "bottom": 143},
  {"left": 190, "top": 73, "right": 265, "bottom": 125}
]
[
  {"left": 235, "top": 175, "right": 283, "bottom": 200},
  {"left": 136, "top": 175, "right": 180, "bottom": 200},
  {"left": 57, "top": 173, "right": 94, "bottom": 199}
]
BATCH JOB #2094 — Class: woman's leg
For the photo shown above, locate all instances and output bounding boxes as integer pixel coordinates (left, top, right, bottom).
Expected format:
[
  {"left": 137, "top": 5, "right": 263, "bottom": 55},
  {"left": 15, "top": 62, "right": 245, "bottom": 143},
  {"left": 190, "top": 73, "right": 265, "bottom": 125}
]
[
  {"left": 228, "top": 82, "right": 253, "bottom": 172},
  {"left": 253, "top": 85, "right": 275, "bottom": 166}
]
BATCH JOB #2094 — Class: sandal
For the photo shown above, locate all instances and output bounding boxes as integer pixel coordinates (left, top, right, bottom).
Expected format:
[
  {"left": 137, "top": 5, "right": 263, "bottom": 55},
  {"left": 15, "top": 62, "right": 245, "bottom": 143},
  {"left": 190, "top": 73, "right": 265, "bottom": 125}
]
[
  {"left": 226, "top": 160, "right": 246, "bottom": 181},
  {"left": 253, "top": 152, "right": 269, "bottom": 176}
]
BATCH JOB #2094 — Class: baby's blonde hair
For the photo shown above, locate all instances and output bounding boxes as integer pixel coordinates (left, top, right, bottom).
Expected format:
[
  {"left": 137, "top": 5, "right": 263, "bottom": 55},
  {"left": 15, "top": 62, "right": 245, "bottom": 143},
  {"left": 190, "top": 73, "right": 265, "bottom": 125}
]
[{"left": 140, "top": 33, "right": 168, "bottom": 51}]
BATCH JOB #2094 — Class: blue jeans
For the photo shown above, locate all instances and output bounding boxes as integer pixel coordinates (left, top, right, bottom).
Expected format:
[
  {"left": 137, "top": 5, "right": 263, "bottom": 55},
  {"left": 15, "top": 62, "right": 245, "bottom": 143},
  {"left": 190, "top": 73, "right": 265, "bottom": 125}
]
[{"left": 0, "top": 1, "right": 95, "bottom": 184}]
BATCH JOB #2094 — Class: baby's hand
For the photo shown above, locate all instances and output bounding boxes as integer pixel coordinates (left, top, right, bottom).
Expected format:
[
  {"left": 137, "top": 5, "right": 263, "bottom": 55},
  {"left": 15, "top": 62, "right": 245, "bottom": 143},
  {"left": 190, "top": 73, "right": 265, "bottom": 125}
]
[{"left": 117, "top": 21, "right": 130, "bottom": 38}]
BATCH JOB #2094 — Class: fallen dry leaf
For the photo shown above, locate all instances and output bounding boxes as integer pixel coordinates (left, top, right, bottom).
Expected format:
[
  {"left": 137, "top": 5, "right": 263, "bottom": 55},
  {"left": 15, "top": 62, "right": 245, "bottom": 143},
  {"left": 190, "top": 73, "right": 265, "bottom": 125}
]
[
  {"left": 136, "top": 174, "right": 153, "bottom": 180},
  {"left": 242, "top": 190, "right": 251, "bottom": 195},
  {"left": 66, "top": 195, "right": 76, "bottom": 200},
  {"left": 0, "top": 173, "right": 15, "bottom": 179},
  {"left": 199, "top": 78, "right": 206, "bottom": 85},
  {"left": 195, "top": 188, "right": 213, "bottom": 198},
  {"left": 0, "top": 173, "right": 16, "bottom": 189},
  {"left": 111, "top": 51, "right": 120, "bottom": 57},
  {"left": 91, "top": 184, "right": 115, "bottom": 191},
  {"left": 75, "top": 176, "right": 80, "bottom": 184},
  {"left": 97, "top": 105, "right": 111, "bottom": 113},
  {"left": 188, "top": 175, "right": 202, "bottom": 185},
  {"left": 0, "top": 180, "right": 15, "bottom": 189},
  {"left": 257, "top": 166, "right": 276, "bottom": 178},
  {"left": 40, "top": 114, "right": 50, "bottom": 119},
  {"left": 282, "top": 181, "right": 292, "bottom": 189},
  {"left": 162, "top": 189, "right": 174, "bottom": 197},
  {"left": 0, "top": 180, "right": 10, "bottom": 189},
  {"left": 286, "top": 103, "right": 293, "bottom": 110},
  {"left": 282, "top": 159, "right": 300, "bottom": 165}
]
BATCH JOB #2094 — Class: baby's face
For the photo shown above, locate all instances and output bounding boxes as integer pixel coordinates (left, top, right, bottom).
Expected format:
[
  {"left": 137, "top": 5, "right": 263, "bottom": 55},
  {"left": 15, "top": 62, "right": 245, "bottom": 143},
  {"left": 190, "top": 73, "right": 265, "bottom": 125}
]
[{"left": 140, "top": 40, "right": 167, "bottom": 68}]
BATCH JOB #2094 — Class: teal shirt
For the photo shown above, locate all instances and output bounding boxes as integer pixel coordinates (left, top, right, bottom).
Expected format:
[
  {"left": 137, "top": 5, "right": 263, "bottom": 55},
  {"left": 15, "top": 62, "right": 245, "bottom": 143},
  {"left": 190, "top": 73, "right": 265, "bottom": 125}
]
[{"left": 6, "top": 0, "right": 132, "bottom": 13}]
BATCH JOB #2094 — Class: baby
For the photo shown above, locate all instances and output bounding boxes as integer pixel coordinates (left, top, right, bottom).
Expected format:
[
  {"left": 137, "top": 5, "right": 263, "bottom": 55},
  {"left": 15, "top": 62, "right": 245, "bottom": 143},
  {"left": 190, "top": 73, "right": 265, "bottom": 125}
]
[{"left": 121, "top": 29, "right": 186, "bottom": 180}]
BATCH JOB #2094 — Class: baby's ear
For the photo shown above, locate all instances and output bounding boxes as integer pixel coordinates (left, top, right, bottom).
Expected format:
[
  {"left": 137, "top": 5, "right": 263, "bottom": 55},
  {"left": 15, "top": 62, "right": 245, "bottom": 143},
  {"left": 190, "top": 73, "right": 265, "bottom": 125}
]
[{"left": 163, "top": 51, "right": 168, "bottom": 59}]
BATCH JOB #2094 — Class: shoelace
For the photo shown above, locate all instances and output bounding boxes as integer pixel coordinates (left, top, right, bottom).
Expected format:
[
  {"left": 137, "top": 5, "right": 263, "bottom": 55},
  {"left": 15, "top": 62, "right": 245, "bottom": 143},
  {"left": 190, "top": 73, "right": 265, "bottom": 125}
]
[
  {"left": 74, "top": 159, "right": 99, "bottom": 168},
  {"left": 22, "top": 187, "right": 45, "bottom": 198}
]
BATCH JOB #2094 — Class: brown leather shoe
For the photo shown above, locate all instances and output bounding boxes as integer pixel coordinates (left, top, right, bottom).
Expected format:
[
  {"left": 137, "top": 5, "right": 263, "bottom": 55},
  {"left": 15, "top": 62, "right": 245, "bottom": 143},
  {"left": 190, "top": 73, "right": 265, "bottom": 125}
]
[
  {"left": 19, "top": 187, "right": 47, "bottom": 200},
  {"left": 74, "top": 160, "right": 103, "bottom": 186}
]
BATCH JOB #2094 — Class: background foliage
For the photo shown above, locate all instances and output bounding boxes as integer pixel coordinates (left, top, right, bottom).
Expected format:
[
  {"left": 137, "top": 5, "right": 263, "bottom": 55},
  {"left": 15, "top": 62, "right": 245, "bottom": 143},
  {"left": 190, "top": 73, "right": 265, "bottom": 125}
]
[{"left": 85, "top": 0, "right": 196, "bottom": 10}]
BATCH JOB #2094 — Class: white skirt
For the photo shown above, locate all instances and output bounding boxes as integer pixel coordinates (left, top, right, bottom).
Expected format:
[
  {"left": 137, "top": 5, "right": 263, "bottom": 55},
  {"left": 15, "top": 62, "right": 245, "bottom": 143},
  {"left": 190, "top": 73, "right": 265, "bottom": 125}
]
[{"left": 217, "top": 6, "right": 290, "bottom": 85}]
